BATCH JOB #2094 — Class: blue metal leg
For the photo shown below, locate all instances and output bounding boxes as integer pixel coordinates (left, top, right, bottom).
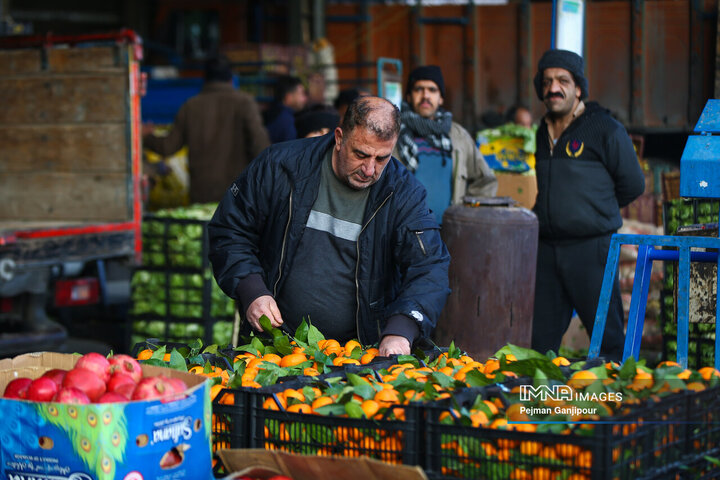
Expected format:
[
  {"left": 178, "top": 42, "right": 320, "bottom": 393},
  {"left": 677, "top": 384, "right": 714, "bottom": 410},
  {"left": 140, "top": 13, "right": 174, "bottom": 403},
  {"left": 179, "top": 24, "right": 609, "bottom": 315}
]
[
  {"left": 589, "top": 235, "right": 622, "bottom": 360},
  {"left": 677, "top": 246, "right": 691, "bottom": 369},
  {"left": 623, "top": 245, "right": 654, "bottom": 363}
]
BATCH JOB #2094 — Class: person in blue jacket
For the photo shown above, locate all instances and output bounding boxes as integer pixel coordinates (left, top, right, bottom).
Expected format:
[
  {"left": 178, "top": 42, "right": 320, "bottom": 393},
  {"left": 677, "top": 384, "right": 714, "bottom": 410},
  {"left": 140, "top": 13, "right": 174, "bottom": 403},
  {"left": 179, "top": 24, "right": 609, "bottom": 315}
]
[
  {"left": 208, "top": 96, "right": 450, "bottom": 356},
  {"left": 531, "top": 49, "right": 645, "bottom": 361},
  {"left": 263, "top": 75, "right": 308, "bottom": 144}
]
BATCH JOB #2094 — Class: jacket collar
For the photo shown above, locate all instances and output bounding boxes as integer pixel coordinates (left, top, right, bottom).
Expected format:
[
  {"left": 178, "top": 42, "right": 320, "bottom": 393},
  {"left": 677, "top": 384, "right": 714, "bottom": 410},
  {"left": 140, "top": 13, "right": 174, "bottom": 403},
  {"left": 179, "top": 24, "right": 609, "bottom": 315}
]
[{"left": 201, "top": 81, "right": 235, "bottom": 93}]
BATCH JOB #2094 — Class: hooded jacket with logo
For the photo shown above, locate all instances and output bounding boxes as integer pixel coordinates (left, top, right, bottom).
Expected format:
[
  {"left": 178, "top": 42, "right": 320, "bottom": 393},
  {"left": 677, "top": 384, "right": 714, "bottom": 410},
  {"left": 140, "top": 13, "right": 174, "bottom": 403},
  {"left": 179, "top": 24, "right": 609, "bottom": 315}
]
[
  {"left": 533, "top": 102, "right": 645, "bottom": 240},
  {"left": 208, "top": 133, "right": 451, "bottom": 345}
]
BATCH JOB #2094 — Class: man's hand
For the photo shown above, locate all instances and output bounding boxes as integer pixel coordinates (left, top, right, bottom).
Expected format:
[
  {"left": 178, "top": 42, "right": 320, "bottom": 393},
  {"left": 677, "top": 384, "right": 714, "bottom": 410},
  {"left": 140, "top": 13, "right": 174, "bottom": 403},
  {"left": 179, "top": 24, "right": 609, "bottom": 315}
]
[
  {"left": 246, "top": 295, "right": 283, "bottom": 332},
  {"left": 379, "top": 335, "right": 411, "bottom": 356}
]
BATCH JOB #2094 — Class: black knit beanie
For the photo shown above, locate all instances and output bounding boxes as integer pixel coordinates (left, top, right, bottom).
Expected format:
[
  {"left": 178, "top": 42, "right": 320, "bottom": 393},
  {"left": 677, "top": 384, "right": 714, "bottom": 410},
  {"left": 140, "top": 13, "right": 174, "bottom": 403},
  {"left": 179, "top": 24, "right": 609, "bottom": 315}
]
[
  {"left": 406, "top": 65, "right": 445, "bottom": 98},
  {"left": 533, "top": 49, "right": 589, "bottom": 101}
]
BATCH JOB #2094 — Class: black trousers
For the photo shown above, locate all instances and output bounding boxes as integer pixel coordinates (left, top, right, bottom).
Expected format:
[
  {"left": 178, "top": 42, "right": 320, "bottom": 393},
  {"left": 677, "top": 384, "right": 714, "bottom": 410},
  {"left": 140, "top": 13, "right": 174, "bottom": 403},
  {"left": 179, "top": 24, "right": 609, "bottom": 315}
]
[{"left": 531, "top": 234, "right": 625, "bottom": 361}]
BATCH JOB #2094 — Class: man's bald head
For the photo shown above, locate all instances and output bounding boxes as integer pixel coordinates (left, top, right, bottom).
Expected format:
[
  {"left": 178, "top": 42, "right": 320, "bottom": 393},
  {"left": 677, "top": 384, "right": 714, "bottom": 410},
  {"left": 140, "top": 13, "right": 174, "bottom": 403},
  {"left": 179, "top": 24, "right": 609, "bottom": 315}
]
[{"left": 340, "top": 96, "right": 400, "bottom": 142}]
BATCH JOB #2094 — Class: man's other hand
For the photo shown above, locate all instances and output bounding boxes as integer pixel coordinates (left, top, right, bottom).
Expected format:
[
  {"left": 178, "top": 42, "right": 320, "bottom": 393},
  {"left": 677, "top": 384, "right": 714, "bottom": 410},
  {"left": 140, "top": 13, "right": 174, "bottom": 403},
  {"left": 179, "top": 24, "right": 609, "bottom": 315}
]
[
  {"left": 246, "top": 295, "right": 284, "bottom": 332},
  {"left": 379, "top": 335, "right": 411, "bottom": 356}
]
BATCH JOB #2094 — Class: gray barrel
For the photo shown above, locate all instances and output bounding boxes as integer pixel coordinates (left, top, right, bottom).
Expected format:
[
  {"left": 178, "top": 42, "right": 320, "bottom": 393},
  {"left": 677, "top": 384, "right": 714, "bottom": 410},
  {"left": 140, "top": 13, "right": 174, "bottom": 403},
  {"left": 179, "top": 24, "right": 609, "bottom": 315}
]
[{"left": 434, "top": 197, "right": 539, "bottom": 361}]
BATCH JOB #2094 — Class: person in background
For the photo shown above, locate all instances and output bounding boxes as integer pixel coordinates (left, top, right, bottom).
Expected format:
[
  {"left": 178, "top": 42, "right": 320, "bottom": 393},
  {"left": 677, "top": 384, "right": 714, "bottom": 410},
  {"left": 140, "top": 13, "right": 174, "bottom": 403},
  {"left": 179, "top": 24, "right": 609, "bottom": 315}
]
[
  {"left": 505, "top": 104, "right": 533, "bottom": 128},
  {"left": 295, "top": 107, "right": 341, "bottom": 138},
  {"left": 531, "top": 49, "right": 645, "bottom": 361},
  {"left": 395, "top": 65, "right": 497, "bottom": 225},
  {"left": 142, "top": 55, "right": 270, "bottom": 204},
  {"left": 263, "top": 75, "right": 308, "bottom": 143},
  {"left": 208, "top": 97, "right": 450, "bottom": 356},
  {"left": 334, "top": 87, "right": 371, "bottom": 123}
]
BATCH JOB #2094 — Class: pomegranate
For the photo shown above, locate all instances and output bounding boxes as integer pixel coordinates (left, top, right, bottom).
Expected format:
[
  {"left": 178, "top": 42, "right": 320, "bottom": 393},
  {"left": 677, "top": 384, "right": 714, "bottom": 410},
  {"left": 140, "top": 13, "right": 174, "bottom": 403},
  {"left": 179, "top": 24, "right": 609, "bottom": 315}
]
[
  {"left": 53, "top": 387, "right": 91, "bottom": 404},
  {"left": 108, "top": 354, "right": 143, "bottom": 383},
  {"left": 97, "top": 392, "right": 129, "bottom": 403},
  {"left": 107, "top": 372, "right": 137, "bottom": 399},
  {"left": 41, "top": 369, "right": 67, "bottom": 388},
  {"left": 131, "top": 376, "right": 173, "bottom": 401},
  {"left": 3, "top": 378, "right": 32, "bottom": 399},
  {"left": 165, "top": 377, "right": 188, "bottom": 395},
  {"left": 62, "top": 367, "right": 106, "bottom": 401},
  {"left": 75, "top": 352, "right": 111, "bottom": 383},
  {"left": 27, "top": 377, "right": 59, "bottom": 402}
]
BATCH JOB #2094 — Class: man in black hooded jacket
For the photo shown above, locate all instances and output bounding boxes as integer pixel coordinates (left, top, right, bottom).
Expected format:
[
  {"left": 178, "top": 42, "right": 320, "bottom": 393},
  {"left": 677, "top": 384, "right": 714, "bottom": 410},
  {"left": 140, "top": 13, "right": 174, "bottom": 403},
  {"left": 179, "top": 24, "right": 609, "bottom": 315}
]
[{"left": 531, "top": 49, "right": 645, "bottom": 360}]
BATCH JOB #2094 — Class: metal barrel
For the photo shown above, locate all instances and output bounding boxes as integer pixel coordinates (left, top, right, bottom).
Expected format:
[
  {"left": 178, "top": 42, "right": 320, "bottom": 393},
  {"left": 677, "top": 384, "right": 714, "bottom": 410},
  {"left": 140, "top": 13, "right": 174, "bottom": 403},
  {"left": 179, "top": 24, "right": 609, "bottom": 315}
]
[{"left": 434, "top": 197, "right": 539, "bottom": 361}]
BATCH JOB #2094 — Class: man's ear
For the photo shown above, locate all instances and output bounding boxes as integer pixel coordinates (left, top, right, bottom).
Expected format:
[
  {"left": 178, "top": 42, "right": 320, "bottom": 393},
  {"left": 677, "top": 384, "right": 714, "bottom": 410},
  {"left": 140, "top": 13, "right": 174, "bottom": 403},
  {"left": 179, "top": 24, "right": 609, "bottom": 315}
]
[
  {"left": 439, "top": 96, "right": 444, "bottom": 107},
  {"left": 575, "top": 85, "right": 581, "bottom": 100},
  {"left": 334, "top": 126, "right": 343, "bottom": 150}
]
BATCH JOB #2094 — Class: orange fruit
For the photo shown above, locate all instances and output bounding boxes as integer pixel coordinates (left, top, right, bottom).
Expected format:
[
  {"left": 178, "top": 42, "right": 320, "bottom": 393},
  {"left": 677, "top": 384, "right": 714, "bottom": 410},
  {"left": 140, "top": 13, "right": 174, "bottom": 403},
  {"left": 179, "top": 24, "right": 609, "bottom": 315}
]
[
  {"left": 686, "top": 382, "right": 706, "bottom": 392},
  {"left": 551, "top": 356, "right": 570, "bottom": 366},
  {"left": 360, "top": 352, "right": 377, "bottom": 364},
  {"left": 263, "top": 396, "right": 287, "bottom": 411},
  {"left": 627, "top": 371, "right": 654, "bottom": 391},
  {"left": 698, "top": 367, "right": 720, "bottom": 381},
  {"left": 162, "top": 353, "right": 172, "bottom": 362},
  {"left": 311, "top": 395, "right": 334, "bottom": 412},
  {"left": 209, "top": 384, "right": 224, "bottom": 401},
  {"left": 136, "top": 349, "right": 153, "bottom": 360},
  {"left": 344, "top": 339, "right": 362, "bottom": 356},
  {"left": 470, "top": 411, "right": 489, "bottom": 427},
  {"left": 657, "top": 360, "right": 681, "bottom": 368},
  {"left": 484, "top": 358, "right": 500, "bottom": 375},
  {"left": 506, "top": 403, "right": 529, "bottom": 422},
  {"left": 279, "top": 352, "right": 308, "bottom": 368},
  {"left": 374, "top": 388, "right": 400, "bottom": 405},
  {"left": 303, "top": 367, "right": 320, "bottom": 376},
  {"left": 361, "top": 399, "right": 380, "bottom": 418},
  {"left": 262, "top": 353, "right": 282, "bottom": 365},
  {"left": 567, "top": 370, "right": 598, "bottom": 389},
  {"left": 286, "top": 403, "right": 312, "bottom": 414},
  {"left": 283, "top": 389, "right": 306, "bottom": 403}
]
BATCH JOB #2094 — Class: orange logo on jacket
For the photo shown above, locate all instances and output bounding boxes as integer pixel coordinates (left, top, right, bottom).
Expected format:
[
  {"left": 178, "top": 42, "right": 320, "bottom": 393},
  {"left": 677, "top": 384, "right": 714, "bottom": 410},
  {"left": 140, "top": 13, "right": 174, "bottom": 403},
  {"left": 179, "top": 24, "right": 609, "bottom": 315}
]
[{"left": 565, "top": 140, "right": 584, "bottom": 157}]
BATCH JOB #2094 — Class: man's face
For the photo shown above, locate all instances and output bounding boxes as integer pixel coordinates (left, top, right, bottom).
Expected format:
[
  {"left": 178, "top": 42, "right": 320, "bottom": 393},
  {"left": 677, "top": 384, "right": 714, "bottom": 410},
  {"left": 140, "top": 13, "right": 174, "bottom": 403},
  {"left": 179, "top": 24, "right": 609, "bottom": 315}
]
[
  {"left": 286, "top": 84, "right": 308, "bottom": 112},
  {"left": 514, "top": 108, "right": 533, "bottom": 128},
  {"left": 332, "top": 126, "right": 396, "bottom": 190},
  {"left": 408, "top": 80, "right": 443, "bottom": 118},
  {"left": 542, "top": 67, "right": 581, "bottom": 117}
]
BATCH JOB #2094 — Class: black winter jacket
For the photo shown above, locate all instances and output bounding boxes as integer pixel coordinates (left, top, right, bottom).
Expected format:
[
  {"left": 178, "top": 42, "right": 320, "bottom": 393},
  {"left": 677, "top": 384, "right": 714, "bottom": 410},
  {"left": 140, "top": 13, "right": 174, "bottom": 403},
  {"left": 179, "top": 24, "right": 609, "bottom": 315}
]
[
  {"left": 208, "top": 133, "right": 451, "bottom": 345},
  {"left": 534, "top": 102, "right": 645, "bottom": 240}
]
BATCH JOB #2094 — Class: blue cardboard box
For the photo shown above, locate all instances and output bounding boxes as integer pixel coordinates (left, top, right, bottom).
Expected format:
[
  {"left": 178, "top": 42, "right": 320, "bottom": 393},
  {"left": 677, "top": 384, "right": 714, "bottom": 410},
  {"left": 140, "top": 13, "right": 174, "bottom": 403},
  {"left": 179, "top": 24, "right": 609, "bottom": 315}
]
[{"left": 0, "top": 352, "right": 211, "bottom": 480}]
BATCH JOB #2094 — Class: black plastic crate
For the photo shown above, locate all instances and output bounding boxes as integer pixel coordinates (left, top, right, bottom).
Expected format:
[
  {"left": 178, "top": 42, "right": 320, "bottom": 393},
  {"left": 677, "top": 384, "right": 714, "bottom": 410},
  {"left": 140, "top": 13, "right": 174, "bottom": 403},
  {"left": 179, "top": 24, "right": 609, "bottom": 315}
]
[
  {"left": 246, "top": 379, "right": 422, "bottom": 465},
  {"left": 141, "top": 214, "right": 210, "bottom": 269},
  {"left": 212, "top": 386, "right": 254, "bottom": 452},
  {"left": 129, "top": 267, "right": 235, "bottom": 347},
  {"left": 423, "top": 385, "right": 711, "bottom": 480},
  {"left": 662, "top": 199, "right": 720, "bottom": 236}
]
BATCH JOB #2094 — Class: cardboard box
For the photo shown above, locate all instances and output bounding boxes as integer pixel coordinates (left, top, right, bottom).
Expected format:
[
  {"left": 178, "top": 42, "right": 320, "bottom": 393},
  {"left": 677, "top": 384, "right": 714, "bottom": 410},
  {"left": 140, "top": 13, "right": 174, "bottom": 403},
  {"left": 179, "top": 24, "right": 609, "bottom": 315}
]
[
  {"left": 217, "top": 449, "right": 427, "bottom": 480},
  {"left": 495, "top": 171, "right": 538, "bottom": 209},
  {"left": 0, "top": 352, "right": 211, "bottom": 480}
]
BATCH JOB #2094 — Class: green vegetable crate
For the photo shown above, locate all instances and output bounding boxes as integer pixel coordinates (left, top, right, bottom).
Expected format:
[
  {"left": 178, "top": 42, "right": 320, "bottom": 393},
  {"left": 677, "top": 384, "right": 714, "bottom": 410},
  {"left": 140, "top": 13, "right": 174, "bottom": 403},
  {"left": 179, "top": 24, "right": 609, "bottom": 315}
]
[
  {"left": 660, "top": 199, "right": 719, "bottom": 368},
  {"left": 130, "top": 205, "right": 235, "bottom": 347}
]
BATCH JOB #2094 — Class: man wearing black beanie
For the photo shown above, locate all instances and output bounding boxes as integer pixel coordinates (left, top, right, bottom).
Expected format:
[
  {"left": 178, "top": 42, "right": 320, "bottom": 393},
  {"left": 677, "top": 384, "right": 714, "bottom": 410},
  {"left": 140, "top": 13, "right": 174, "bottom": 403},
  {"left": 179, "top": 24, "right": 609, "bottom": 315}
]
[
  {"left": 394, "top": 65, "right": 497, "bottom": 225},
  {"left": 531, "top": 49, "right": 645, "bottom": 361}
]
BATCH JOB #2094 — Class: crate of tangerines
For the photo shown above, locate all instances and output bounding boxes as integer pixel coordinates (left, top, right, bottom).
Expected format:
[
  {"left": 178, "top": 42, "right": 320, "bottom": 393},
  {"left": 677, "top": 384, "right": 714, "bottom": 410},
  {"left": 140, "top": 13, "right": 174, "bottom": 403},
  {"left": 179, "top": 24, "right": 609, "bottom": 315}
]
[
  {"left": 132, "top": 320, "right": 720, "bottom": 479},
  {"left": 422, "top": 349, "right": 720, "bottom": 480}
]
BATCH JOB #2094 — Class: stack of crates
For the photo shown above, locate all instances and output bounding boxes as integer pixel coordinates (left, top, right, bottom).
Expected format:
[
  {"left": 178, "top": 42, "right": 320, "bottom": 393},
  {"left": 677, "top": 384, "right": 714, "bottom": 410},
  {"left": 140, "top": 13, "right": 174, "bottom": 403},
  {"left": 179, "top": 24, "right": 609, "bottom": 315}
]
[
  {"left": 661, "top": 199, "right": 719, "bottom": 368},
  {"left": 130, "top": 205, "right": 235, "bottom": 347}
]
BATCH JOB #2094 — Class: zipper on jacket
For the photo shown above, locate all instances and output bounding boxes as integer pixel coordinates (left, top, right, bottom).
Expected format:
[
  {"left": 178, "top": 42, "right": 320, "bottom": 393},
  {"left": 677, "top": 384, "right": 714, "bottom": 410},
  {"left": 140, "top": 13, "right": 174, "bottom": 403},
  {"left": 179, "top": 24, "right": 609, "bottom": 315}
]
[
  {"left": 273, "top": 190, "right": 293, "bottom": 297},
  {"left": 355, "top": 191, "right": 393, "bottom": 344},
  {"left": 414, "top": 231, "right": 427, "bottom": 255}
]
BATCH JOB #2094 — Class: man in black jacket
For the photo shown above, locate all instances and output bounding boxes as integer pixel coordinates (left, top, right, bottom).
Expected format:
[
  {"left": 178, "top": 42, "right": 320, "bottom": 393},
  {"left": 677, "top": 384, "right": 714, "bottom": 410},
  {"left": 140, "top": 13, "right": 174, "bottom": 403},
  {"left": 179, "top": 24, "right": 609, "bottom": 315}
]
[
  {"left": 208, "top": 97, "right": 450, "bottom": 356},
  {"left": 531, "top": 49, "right": 645, "bottom": 360}
]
